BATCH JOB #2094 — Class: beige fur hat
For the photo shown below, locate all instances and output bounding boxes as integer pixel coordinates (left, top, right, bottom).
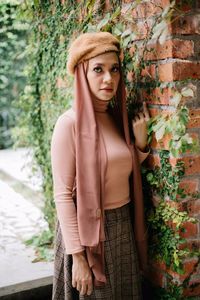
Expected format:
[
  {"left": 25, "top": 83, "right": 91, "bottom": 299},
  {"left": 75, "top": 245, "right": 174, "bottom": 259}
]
[{"left": 67, "top": 32, "right": 120, "bottom": 75}]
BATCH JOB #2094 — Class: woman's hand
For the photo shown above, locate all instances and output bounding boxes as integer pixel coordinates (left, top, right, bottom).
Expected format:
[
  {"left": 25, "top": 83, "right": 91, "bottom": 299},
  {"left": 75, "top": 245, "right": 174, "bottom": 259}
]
[
  {"left": 72, "top": 251, "right": 93, "bottom": 296},
  {"left": 132, "top": 102, "right": 150, "bottom": 152}
]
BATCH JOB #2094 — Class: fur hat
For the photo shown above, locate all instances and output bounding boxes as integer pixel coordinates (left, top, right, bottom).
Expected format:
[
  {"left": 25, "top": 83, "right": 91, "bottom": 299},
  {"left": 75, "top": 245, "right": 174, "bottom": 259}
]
[{"left": 67, "top": 32, "right": 120, "bottom": 75}]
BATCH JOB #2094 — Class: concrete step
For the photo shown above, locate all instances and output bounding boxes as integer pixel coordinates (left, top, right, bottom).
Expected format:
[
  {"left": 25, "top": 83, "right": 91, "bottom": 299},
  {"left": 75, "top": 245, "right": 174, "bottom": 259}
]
[{"left": 0, "top": 279, "right": 52, "bottom": 300}]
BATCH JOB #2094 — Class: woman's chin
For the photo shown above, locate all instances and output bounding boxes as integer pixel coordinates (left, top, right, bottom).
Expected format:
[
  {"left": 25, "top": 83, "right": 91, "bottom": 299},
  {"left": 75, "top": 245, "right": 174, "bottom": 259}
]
[{"left": 97, "top": 95, "right": 114, "bottom": 101}]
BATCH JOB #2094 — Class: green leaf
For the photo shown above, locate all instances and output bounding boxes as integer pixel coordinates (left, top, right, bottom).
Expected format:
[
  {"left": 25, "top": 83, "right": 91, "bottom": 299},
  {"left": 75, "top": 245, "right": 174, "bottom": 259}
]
[
  {"left": 169, "top": 92, "right": 182, "bottom": 107},
  {"left": 111, "top": 7, "right": 120, "bottom": 20},
  {"left": 112, "top": 26, "right": 122, "bottom": 36},
  {"left": 97, "top": 13, "right": 110, "bottom": 30},
  {"left": 152, "top": 20, "right": 168, "bottom": 41},
  {"left": 159, "top": 27, "right": 169, "bottom": 44},
  {"left": 122, "top": 35, "right": 132, "bottom": 48},
  {"left": 121, "top": 28, "right": 132, "bottom": 38},
  {"left": 181, "top": 87, "right": 194, "bottom": 98},
  {"left": 155, "top": 123, "right": 166, "bottom": 140}
]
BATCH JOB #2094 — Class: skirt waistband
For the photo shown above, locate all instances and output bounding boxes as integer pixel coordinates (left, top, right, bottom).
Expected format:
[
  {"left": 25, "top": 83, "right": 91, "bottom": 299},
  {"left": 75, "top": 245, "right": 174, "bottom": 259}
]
[{"left": 104, "top": 203, "right": 130, "bottom": 223}]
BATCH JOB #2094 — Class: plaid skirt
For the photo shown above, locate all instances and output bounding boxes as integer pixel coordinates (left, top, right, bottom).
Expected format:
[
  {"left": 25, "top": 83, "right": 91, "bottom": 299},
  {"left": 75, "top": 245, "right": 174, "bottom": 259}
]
[{"left": 52, "top": 203, "right": 142, "bottom": 300}]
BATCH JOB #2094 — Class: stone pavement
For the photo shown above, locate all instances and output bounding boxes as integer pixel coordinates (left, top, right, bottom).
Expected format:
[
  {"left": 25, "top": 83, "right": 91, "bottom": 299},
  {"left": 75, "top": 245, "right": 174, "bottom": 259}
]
[
  {"left": 0, "top": 148, "right": 53, "bottom": 297},
  {"left": 0, "top": 148, "right": 42, "bottom": 192}
]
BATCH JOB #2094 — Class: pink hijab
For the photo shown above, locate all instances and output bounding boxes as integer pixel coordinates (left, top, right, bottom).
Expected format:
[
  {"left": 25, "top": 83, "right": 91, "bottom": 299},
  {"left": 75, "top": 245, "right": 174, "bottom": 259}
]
[{"left": 74, "top": 62, "right": 147, "bottom": 285}]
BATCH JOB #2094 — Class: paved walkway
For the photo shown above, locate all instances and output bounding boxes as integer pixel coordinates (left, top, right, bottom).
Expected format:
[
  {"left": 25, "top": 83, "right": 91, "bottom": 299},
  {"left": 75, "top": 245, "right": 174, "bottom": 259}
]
[
  {"left": 0, "top": 148, "right": 53, "bottom": 296},
  {"left": 0, "top": 148, "right": 42, "bottom": 191}
]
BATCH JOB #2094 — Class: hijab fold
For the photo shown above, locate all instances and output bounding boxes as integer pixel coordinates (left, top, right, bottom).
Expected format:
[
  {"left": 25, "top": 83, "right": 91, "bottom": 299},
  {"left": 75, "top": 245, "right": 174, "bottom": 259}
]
[{"left": 74, "top": 63, "right": 147, "bottom": 286}]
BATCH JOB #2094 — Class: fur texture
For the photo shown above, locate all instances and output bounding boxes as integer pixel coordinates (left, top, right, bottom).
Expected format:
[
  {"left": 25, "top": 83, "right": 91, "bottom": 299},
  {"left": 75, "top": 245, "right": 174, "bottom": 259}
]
[{"left": 67, "top": 32, "right": 120, "bottom": 75}]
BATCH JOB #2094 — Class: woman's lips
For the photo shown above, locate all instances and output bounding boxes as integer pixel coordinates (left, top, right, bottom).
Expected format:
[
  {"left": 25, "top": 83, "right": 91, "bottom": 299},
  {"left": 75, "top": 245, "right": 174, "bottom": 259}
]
[{"left": 100, "top": 88, "right": 113, "bottom": 92}]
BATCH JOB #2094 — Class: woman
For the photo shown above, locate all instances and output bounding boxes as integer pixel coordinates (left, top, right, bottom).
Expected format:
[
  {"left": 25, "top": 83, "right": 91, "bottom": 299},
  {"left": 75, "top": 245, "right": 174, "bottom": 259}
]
[{"left": 51, "top": 32, "right": 150, "bottom": 300}]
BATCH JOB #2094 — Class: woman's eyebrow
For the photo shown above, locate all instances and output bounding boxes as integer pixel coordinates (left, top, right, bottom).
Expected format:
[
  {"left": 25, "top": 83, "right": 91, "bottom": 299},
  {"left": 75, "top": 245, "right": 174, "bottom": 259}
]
[{"left": 93, "top": 62, "right": 119, "bottom": 67}]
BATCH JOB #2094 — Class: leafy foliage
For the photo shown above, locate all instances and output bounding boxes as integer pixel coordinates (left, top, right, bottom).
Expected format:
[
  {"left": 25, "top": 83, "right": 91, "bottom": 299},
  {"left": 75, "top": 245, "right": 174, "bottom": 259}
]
[
  {"left": 153, "top": 280, "right": 183, "bottom": 300},
  {"left": 0, "top": 0, "right": 28, "bottom": 148},
  {"left": 146, "top": 150, "right": 185, "bottom": 201},
  {"left": 145, "top": 150, "right": 197, "bottom": 274},
  {"left": 25, "top": 229, "right": 54, "bottom": 262},
  {"left": 148, "top": 90, "right": 199, "bottom": 157}
]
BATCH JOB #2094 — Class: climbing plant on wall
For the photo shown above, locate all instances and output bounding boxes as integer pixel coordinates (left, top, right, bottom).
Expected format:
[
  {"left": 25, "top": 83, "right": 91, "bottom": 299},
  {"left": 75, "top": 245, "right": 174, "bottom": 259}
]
[{"left": 18, "top": 1, "right": 199, "bottom": 297}]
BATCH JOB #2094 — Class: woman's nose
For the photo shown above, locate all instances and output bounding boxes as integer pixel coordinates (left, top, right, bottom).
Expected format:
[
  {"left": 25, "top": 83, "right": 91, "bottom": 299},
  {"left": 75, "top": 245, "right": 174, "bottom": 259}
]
[{"left": 103, "top": 72, "right": 112, "bottom": 83}]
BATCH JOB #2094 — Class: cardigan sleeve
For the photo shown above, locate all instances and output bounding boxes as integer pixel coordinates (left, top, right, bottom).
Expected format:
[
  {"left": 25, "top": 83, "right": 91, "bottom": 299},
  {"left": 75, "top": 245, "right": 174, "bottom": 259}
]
[{"left": 51, "top": 112, "right": 85, "bottom": 254}]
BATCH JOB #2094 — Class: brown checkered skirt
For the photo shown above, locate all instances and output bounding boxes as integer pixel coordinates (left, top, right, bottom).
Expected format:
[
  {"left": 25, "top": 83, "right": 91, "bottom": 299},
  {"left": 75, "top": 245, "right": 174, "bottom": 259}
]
[{"left": 52, "top": 203, "right": 142, "bottom": 300}]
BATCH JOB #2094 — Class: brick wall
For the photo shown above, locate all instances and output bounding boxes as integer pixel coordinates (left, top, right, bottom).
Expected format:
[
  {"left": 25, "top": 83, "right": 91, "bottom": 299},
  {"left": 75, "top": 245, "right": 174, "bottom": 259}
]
[{"left": 124, "top": 0, "right": 200, "bottom": 296}]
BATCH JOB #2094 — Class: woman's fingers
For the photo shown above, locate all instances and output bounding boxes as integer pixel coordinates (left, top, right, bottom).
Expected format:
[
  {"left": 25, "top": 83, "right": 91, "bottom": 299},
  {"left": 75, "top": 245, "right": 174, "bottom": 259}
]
[
  {"left": 76, "top": 282, "right": 82, "bottom": 292},
  {"left": 79, "top": 282, "right": 86, "bottom": 295},
  {"left": 87, "top": 282, "right": 93, "bottom": 295},
  {"left": 72, "top": 279, "right": 76, "bottom": 288},
  {"left": 132, "top": 102, "right": 149, "bottom": 151},
  {"left": 133, "top": 115, "right": 140, "bottom": 123},
  {"left": 74, "top": 279, "right": 93, "bottom": 296},
  {"left": 72, "top": 251, "right": 93, "bottom": 296},
  {"left": 133, "top": 102, "right": 150, "bottom": 124},
  {"left": 143, "top": 101, "right": 150, "bottom": 120}
]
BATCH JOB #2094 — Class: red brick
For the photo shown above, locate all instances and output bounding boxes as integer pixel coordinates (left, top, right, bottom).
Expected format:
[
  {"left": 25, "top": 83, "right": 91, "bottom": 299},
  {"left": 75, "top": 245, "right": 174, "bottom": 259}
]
[
  {"left": 143, "top": 40, "right": 194, "bottom": 60},
  {"left": 171, "top": 15, "right": 200, "bottom": 35},
  {"left": 175, "top": 0, "right": 193, "bottom": 12},
  {"left": 183, "top": 156, "right": 200, "bottom": 176},
  {"left": 131, "top": 0, "right": 170, "bottom": 18},
  {"left": 152, "top": 260, "right": 167, "bottom": 272},
  {"left": 187, "top": 199, "right": 200, "bottom": 216},
  {"left": 150, "top": 133, "right": 172, "bottom": 150},
  {"left": 129, "top": 45, "right": 136, "bottom": 56},
  {"left": 158, "top": 61, "right": 200, "bottom": 82},
  {"left": 142, "top": 87, "right": 173, "bottom": 105},
  {"left": 148, "top": 107, "right": 172, "bottom": 119},
  {"left": 141, "top": 64, "right": 156, "bottom": 79},
  {"left": 179, "top": 240, "right": 200, "bottom": 252},
  {"left": 167, "top": 258, "right": 199, "bottom": 283},
  {"left": 179, "top": 179, "right": 199, "bottom": 195},
  {"left": 170, "top": 156, "right": 200, "bottom": 175},
  {"left": 183, "top": 274, "right": 200, "bottom": 297},
  {"left": 184, "top": 283, "right": 200, "bottom": 297},
  {"left": 135, "top": 20, "right": 152, "bottom": 40},
  {"left": 180, "top": 222, "right": 198, "bottom": 239},
  {"left": 192, "top": 261, "right": 200, "bottom": 277},
  {"left": 188, "top": 109, "right": 200, "bottom": 128},
  {"left": 183, "top": 258, "right": 199, "bottom": 274}
]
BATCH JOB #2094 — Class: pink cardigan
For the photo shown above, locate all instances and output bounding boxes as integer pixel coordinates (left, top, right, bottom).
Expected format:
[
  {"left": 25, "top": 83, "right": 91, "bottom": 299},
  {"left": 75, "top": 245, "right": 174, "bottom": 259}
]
[{"left": 51, "top": 108, "right": 149, "bottom": 255}]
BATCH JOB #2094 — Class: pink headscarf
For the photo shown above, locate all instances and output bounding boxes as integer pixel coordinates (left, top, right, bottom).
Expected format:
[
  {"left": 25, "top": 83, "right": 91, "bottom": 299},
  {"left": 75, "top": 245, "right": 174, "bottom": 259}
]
[{"left": 74, "top": 62, "right": 147, "bottom": 285}]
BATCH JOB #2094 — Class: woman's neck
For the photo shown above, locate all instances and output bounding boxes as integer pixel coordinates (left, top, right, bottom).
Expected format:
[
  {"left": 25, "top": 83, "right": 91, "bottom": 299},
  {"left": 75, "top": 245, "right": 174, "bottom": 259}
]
[
  {"left": 71, "top": 97, "right": 111, "bottom": 113},
  {"left": 92, "top": 97, "right": 110, "bottom": 113}
]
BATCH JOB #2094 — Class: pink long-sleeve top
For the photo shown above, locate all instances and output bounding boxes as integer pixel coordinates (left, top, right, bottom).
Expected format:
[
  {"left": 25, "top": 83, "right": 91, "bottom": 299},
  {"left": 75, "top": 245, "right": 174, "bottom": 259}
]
[{"left": 51, "top": 99, "right": 149, "bottom": 254}]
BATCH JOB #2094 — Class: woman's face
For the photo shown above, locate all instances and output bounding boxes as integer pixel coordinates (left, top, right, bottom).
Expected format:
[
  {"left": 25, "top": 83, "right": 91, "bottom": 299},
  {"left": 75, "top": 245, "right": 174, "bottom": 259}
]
[{"left": 86, "top": 52, "right": 120, "bottom": 101}]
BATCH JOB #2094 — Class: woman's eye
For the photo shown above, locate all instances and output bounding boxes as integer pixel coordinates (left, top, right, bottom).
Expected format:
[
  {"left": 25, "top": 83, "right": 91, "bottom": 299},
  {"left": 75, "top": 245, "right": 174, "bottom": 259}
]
[
  {"left": 93, "top": 67, "right": 102, "bottom": 73},
  {"left": 112, "top": 66, "right": 119, "bottom": 73}
]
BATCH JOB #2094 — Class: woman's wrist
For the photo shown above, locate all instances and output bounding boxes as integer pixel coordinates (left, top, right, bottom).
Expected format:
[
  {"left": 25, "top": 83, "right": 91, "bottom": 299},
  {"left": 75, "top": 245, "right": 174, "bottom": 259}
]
[
  {"left": 72, "top": 251, "right": 86, "bottom": 261},
  {"left": 135, "top": 142, "right": 147, "bottom": 152}
]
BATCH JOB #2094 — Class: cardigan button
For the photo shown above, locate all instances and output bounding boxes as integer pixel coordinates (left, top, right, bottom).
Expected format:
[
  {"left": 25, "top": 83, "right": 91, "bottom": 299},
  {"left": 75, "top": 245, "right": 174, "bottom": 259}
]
[{"left": 96, "top": 208, "right": 101, "bottom": 219}]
